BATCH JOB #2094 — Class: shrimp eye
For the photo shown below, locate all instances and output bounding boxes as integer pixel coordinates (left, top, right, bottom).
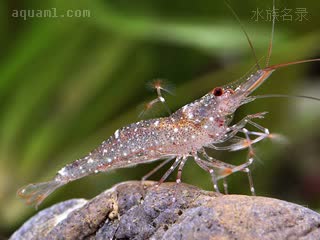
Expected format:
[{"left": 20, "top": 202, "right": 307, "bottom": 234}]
[{"left": 213, "top": 87, "right": 224, "bottom": 96}]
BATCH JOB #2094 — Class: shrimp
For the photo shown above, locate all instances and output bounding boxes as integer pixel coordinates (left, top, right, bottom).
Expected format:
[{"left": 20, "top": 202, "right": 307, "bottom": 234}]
[{"left": 17, "top": 0, "right": 320, "bottom": 208}]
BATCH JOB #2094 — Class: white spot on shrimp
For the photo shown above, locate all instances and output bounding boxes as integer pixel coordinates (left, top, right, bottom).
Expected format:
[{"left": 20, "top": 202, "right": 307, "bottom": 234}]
[
  {"left": 58, "top": 167, "right": 68, "bottom": 176},
  {"left": 107, "top": 158, "right": 112, "bottom": 163},
  {"left": 204, "top": 125, "right": 208, "bottom": 129},
  {"left": 182, "top": 106, "right": 187, "bottom": 112},
  {"left": 188, "top": 113, "right": 194, "bottom": 119},
  {"left": 174, "top": 128, "right": 178, "bottom": 133},
  {"left": 123, "top": 152, "right": 127, "bottom": 157},
  {"left": 209, "top": 117, "right": 214, "bottom": 121},
  {"left": 87, "top": 158, "right": 94, "bottom": 164},
  {"left": 94, "top": 170, "right": 98, "bottom": 173},
  {"left": 154, "top": 120, "right": 159, "bottom": 126},
  {"left": 191, "top": 135, "right": 195, "bottom": 139}
]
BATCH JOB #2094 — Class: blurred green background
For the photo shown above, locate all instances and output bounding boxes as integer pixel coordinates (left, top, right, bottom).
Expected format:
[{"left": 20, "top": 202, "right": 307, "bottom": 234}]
[{"left": 1, "top": 0, "right": 320, "bottom": 237}]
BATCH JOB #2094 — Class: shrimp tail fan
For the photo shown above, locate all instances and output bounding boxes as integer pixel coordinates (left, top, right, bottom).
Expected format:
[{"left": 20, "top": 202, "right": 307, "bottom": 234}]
[{"left": 17, "top": 180, "right": 63, "bottom": 208}]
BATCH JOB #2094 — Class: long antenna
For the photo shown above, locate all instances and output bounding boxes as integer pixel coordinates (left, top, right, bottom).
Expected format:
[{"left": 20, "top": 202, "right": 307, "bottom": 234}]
[
  {"left": 223, "top": 0, "right": 261, "bottom": 70},
  {"left": 253, "top": 94, "right": 320, "bottom": 102},
  {"left": 266, "top": 0, "right": 276, "bottom": 67},
  {"left": 264, "top": 58, "right": 320, "bottom": 71}
]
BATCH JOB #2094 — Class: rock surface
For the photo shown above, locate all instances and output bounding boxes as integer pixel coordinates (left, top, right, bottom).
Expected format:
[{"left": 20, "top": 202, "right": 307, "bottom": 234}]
[{"left": 11, "top": 181, "right": 320, "bottom": 240}]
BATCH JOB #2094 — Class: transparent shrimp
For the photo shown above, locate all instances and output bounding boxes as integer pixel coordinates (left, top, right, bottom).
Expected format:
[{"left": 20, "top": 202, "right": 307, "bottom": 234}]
[{"left": 17, "top": 0, "right": 320, "bottom": 208}]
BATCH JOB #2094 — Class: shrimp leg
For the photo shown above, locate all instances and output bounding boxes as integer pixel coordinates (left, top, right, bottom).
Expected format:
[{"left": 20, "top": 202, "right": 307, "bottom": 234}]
[
  {"left": 199, "top": 149, "right": 246, "bottom": 194},
  {"left": 156, "top": 157, "right": 183, "bottom": 185},
  {"left": 209, "top": 119, "right": 271, "bottom": 151},
  {"left": 141, "top": 157, "right": 175, "bottom": 181},
  {"left": 216, "top": 112, "right": 268, "bottom": 144},
  {"left": 176, "top": 156, "right": 188, "bottom": 184},
  {"left": 193, "top": 155, "right": 220, "bottom": 193}
]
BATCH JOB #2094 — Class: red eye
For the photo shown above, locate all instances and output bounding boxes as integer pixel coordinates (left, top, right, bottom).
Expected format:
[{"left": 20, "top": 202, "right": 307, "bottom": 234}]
[{"left": 213, "top": 87, "right": 224, "bottom": 96}]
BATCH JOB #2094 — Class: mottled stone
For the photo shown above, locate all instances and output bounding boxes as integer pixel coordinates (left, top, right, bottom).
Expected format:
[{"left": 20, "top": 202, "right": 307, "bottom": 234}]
[
  {"left": 10, "top": 199, "right": 87, "bottom": 240},
  {"left": 11, "top": 181, "right": 320, "bottom": 240}
]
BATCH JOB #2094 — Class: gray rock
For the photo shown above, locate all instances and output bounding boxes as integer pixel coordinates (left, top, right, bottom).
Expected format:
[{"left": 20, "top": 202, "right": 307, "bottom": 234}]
[
  {"left": 11, "top": 181, "right": 320, "bottom": 240},
  {"left": 10, "top": 199, "right": 87, "bottom": 240}
]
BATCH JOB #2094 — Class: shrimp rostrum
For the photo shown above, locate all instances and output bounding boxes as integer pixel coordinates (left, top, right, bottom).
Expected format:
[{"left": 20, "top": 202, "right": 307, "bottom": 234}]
[{"left": 18, "top": 0, "right": 320, "bottom": 207}]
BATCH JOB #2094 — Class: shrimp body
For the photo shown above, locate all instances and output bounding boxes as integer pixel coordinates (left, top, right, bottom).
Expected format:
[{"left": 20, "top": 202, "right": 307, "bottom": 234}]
[
  {"left": 57, "top": 90, "right": 238, "bottom": 183},
  {"left": 17, "top": 80, "right": 249, "bottom": 207}
]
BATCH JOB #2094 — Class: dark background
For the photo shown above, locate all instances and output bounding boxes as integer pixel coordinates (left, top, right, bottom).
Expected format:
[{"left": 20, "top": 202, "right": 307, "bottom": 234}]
[{"left": 1, "top": 0, "right": 319, "bottom": 237}]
